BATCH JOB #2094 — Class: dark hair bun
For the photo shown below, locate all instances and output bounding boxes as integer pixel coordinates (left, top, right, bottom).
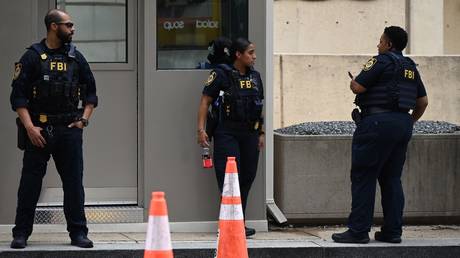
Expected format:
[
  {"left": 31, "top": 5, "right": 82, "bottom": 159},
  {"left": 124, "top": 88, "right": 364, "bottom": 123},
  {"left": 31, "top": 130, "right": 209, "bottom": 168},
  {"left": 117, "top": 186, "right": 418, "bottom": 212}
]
[{"left": 207, "top": 37, "right": 232, "bottom": 65}]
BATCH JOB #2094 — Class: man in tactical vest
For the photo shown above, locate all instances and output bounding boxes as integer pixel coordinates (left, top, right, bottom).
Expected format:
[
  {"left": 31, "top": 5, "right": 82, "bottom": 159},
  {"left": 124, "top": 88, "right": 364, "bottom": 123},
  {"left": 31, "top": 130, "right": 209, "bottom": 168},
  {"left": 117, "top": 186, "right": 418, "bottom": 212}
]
[
  {"left": 9, "top": 9, "right": 98, "bottom": 248},
  {"left": 332, "top": 26, "right": 428, "bottom": 244}
]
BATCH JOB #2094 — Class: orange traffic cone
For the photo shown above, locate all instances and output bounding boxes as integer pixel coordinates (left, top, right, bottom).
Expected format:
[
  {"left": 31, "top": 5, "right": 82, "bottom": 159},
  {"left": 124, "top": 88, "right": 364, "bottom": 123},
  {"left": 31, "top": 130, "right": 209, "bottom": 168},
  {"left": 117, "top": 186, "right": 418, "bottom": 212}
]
[
  {"left": 216, "top": 157, "right": 249, "bottom": 258},
  {"left": 144, "top": 192, "right": 173, "bottom": 258}
]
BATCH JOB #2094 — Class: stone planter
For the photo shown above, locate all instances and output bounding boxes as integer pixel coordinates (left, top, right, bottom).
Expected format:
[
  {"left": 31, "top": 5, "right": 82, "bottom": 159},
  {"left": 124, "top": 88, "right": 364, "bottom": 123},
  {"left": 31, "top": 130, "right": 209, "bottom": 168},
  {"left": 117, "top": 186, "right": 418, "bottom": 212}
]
[{"left": 274, "top": 132, "right": 460, "bottom": 222}]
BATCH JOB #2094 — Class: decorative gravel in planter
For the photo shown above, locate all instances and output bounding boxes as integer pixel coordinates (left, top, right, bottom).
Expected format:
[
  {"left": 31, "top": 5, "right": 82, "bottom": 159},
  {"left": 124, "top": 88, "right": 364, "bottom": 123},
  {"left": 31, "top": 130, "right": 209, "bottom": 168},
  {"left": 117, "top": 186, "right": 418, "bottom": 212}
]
[
  {"left": 274, "top": 121, "right": 460, "bottom": 223},
  {"left": 275, "top": 121, "right": 460, "bottom": 136}
]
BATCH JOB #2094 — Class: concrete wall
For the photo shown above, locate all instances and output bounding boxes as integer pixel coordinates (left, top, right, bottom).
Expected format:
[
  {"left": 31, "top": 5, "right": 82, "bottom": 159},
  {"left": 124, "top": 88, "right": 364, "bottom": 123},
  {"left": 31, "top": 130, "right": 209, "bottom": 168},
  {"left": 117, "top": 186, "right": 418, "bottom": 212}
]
[
  {"left": 444, "top": 0, "right": 460, "bottom": 54},
  {"left": 274, "top": 54, "right": 460, "bottom": 129},
  {"left": 274, "top": 0, "right": 406, "bottom": 55},
  {"left": 410, "top": 0, "right": 444, "bottom": 55},
  {"left": 274, "top": 133, "right": 460, "bottom": 221},
  {"left": 274, "top": 0, "right": 460, "bottom": 55}
]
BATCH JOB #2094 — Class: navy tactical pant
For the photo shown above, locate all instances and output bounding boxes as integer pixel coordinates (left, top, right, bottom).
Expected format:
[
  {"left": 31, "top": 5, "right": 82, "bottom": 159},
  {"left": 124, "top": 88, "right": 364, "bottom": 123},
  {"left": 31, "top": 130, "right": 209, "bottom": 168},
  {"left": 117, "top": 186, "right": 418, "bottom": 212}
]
[
  {"left": 13, "top": 125, "right": 88, "bottom": 239},
  {"left": 348, "top": 112, "right": 413, "bottom": 237},
  {"left": 213, "top": 124, "right": 260, "bottom": 216}
]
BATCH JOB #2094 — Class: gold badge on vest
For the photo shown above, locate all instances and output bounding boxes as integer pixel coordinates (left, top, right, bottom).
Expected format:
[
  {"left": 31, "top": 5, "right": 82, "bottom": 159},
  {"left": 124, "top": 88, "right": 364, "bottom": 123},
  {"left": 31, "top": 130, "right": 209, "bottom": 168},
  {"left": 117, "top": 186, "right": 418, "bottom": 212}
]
[{"left": 363, "top": 57, "right": 377, "bottom": 71}]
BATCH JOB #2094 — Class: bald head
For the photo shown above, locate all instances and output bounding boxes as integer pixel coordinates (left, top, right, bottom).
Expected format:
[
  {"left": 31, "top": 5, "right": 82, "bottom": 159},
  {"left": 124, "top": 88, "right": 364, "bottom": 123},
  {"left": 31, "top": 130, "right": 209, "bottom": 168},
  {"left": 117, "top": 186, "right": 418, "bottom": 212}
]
[{"left": 44, "top": 9, "right": 69, "bottom": 31}]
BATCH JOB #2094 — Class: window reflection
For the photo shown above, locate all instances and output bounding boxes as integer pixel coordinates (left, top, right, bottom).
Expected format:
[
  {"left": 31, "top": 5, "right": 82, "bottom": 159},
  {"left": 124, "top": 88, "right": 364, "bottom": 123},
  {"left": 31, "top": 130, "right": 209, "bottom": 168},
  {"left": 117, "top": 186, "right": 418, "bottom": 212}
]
[
  {"left": 157, "top": 0, "right": 248, "bottom": 69},
  {"left": 57, "top": 0, "right": 127, "bottom": 63}
]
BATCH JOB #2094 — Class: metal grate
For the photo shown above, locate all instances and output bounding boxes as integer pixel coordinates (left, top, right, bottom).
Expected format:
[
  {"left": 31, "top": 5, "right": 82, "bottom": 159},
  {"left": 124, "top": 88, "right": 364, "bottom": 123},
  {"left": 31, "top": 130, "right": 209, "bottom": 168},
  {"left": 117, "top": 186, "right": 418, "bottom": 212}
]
[{"left": 34, "top": 206, "right": 144, "bottom": 224}]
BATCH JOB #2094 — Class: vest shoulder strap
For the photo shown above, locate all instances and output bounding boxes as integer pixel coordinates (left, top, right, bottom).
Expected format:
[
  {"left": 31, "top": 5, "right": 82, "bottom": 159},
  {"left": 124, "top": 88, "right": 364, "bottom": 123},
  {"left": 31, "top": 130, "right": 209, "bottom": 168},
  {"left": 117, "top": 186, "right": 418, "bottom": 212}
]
[
  {"left": 382, "top": 52, "right": 400, "bottom": 64},
  {"left": 29, "top": 42, "right": 77, "bottom": 60},
  {"left": 404, "top": 56, "right": 416, "bottom": 67},
  {"left": 214, "top": 64, "right": 241, "bottom": 99},
  {"left": 215, "top": 63, "right": 232, "bottom": 71},
  {"left": 67, "top": 43, "right": 76, "bottom": 58},
  {"left": 29, "top": 43, "right": 48, "bottom": 61},
  {"left": 382, "top": 52, "right": 404, "bottom": 75},
  {"left": 215, "top": 64, "right": 239, "bottom": 83}
]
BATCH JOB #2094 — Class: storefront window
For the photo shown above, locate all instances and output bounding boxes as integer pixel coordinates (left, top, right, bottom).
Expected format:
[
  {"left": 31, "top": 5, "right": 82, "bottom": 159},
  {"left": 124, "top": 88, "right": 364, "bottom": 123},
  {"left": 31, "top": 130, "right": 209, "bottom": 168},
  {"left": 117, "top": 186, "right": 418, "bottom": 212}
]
[
  {"left": 57, "top": 0, "right": 127, "bottom": 63},
  {"left": 157, "top": 0, "right": 248, "bottom": 70}
]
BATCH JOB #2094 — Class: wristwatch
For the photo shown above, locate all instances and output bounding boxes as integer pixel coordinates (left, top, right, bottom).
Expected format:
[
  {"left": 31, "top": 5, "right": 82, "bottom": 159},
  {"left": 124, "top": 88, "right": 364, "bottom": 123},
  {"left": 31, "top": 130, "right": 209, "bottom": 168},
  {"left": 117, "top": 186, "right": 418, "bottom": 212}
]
[{"left": 79, "top": 117, "right": 89, "bottom": 127}]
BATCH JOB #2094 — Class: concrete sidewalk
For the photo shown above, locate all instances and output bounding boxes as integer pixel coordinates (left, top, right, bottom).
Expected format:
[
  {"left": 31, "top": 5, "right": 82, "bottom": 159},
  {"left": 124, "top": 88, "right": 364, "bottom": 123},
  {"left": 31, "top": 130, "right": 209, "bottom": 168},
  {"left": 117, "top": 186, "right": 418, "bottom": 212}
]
[{"left": 1, "top": 225, "right": 460, "bottom": 257}]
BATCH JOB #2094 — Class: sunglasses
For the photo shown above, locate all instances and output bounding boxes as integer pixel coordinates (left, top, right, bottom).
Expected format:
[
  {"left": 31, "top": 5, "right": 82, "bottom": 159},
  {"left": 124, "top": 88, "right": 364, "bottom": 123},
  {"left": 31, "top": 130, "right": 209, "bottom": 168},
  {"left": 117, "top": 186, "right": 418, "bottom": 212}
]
[{"left": 56, "top": 22, "right": 74, "bottom": 28}]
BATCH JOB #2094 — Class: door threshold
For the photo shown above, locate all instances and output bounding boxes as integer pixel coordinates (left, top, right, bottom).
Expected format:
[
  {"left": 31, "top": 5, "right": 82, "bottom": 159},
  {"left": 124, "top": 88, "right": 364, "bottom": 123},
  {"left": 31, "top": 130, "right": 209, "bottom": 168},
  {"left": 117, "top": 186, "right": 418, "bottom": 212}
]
[{"left": 35, "top": 206, "right": 144, "bottom": 224}]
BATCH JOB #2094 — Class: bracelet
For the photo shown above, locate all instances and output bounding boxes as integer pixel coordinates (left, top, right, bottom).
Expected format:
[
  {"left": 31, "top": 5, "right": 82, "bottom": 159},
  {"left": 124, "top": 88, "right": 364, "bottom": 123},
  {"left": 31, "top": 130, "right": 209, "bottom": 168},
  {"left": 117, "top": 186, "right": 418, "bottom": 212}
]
[{"left": 197, "top": 128, "right": 205, "bottom": 133}]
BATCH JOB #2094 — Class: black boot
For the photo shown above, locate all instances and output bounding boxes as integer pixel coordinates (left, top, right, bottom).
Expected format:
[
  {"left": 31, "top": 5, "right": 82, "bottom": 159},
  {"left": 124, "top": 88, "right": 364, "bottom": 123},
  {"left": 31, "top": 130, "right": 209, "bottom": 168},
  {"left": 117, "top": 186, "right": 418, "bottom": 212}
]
[
  {"left": 71, "top": 234, "right": 94, "bottom": 248},
  {"left": 375, "top": 231, "right": 402, "bottom": 243},
  {"left": 332, "top": 230, "right": 370, "bottom": 244},
  {"left": 10, "top": 236, "right": 27, "bottom": 249}
]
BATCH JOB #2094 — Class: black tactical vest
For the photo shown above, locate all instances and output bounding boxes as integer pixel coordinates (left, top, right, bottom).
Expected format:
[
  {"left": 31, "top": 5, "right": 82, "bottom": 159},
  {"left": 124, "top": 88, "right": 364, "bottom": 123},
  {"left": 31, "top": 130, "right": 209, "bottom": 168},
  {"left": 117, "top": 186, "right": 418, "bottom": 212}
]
[
  {"left": 216, "top": 64, "right": 263, "bottom": 123},
  {"left": 356, "top": 52, "right": 418, "bottom": 110},
  {"left": 28, "top": 43, "right": 85, "bottom": 114}
]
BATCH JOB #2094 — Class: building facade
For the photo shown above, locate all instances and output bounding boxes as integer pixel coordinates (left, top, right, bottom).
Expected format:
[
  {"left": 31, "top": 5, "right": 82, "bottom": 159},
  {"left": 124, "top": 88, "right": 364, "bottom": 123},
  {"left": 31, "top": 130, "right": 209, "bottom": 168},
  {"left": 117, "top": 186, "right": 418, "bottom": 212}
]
[{"left": 0, "top": 0, "right": 274, "bottom": 231}]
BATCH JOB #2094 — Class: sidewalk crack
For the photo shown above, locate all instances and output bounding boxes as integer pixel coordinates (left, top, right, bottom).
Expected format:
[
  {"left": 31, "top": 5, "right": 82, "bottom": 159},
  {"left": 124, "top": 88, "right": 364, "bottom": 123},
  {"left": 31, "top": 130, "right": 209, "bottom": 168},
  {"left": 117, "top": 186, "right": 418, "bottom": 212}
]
[{"left": 120, "top": 233, "right": 140, "bottom": 243}]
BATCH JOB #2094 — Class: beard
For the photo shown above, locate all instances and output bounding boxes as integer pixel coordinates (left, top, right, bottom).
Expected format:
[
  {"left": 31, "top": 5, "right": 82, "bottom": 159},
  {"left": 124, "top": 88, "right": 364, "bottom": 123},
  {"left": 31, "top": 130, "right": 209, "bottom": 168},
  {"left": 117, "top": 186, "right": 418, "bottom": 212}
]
[{"left": 57, "top": 28, "right": 73, "bottom": 44}]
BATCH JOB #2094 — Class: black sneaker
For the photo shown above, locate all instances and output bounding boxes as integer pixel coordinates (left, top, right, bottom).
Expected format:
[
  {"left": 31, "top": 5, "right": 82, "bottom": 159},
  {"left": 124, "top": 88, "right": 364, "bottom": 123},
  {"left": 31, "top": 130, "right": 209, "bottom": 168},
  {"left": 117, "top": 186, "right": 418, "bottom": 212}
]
[
  {"left": 245, "top": 227, "right": 256, "bottom": 237},
  {"left": 374, "top": 231, "right": 402, "bottom": 243},
  {"left": 332, "top": 230, "right": 370, "bottom": 244},
  {"left": 10, "top": 236, "right": 27, "bottom": 249},
  {"left": 71, "top": 234, "right": 94, "bottom": 248}
]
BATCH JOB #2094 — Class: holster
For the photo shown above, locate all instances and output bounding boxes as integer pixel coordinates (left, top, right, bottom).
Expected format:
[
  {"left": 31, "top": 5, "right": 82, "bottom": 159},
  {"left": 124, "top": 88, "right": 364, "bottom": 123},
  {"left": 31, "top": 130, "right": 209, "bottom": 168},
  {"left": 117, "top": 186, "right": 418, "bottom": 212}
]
[
  {"left": 16, "top": 117, "right": 27, "bottom": 151},
  {"left": 205, "top": 110, "right": 218, "bottom": 142},
  {"left": 351, "top": 108, "right": 362, "bottom": 125}
]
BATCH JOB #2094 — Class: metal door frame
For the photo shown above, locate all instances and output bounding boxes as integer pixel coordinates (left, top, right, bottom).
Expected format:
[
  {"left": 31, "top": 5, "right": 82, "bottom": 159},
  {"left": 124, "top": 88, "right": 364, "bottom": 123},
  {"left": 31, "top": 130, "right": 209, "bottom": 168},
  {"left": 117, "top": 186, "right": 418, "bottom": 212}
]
[
  {"left": 140, "top": 0, "right": 272, "bottom": 231},
  {"left": 37, "top": 0, "right": 140, "bottom": 206}
]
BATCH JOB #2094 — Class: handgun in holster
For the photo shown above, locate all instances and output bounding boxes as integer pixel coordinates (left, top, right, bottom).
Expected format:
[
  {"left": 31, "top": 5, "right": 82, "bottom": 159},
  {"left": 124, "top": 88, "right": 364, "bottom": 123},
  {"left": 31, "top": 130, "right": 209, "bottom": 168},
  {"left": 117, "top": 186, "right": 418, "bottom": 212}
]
[
  {"left": 351, "top": 108, "right": 362, "bottom": 125},
  {"left": 206, "top": 92, "right": 223, "bottom": 141}
]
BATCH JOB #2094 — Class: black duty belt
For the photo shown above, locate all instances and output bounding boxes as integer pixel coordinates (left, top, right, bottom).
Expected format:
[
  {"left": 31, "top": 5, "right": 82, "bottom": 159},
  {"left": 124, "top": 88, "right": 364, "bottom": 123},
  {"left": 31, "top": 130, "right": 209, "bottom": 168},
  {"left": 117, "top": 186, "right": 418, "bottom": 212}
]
[
  {"left": 31, "top": 111, "right": 82, "bottom": 125},
  {"left": 361, "top": 107, "right": 409, "bottom": 116},
  {"left": 222, "top": 120, "right": 258, "bottom": 131}
]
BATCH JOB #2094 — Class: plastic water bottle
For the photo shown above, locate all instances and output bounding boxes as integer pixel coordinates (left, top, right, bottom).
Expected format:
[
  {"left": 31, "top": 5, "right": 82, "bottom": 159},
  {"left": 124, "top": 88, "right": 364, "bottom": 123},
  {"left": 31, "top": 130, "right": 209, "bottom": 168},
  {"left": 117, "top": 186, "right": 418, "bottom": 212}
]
[{"left": 202, "top": 147, "right": 213, "bottom": 168}]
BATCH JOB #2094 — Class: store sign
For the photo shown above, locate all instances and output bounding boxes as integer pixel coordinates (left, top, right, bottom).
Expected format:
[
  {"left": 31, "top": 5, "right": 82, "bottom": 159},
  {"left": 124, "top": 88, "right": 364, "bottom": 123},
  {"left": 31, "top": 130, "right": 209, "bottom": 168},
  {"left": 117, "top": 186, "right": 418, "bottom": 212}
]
[
  {"left": 163, "top": 20, "right": 185, "bottom": 31},
  {"left": 158, "top": 17, "right": 220, "bottom": 48},
  {"left": 196, "top": 20, "right": 219, "bottom": 29}
]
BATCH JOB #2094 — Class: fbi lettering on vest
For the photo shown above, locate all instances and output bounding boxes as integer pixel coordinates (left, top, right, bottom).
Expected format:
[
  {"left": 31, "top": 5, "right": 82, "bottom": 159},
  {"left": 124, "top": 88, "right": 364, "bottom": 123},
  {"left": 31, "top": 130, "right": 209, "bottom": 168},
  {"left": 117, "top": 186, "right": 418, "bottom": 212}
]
[
  {"left": 239, "top": 80, "right": 252, "bottom": 89},
  {"left": 404, "top": 69, "right": 415, "bottom": 80},
  {"left": 50, "top": 61, "right": 67, "bottom": 71}
]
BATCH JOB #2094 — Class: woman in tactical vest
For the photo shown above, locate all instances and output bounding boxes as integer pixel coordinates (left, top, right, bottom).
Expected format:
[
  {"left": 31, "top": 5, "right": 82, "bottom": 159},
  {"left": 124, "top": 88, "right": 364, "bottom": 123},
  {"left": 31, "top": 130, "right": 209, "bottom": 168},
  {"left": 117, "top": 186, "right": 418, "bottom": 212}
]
[
  {"left": 197, "top": 38, "right": 265, "bottom": 237},
  {"left": 332, "top": 26, "right": 428, "bottom": 244}
]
